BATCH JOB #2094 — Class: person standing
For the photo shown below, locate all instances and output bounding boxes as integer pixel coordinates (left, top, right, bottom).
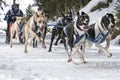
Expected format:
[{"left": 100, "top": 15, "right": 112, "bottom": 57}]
[{"left": 4, "top": 3, "right": 24, "bottom": 44}]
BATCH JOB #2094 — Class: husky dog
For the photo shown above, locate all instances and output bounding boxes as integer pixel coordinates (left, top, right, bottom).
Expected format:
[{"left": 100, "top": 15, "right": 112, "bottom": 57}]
[
  {"left": 83, "top": 13, "right": 116, "bottom": 62},
  {"left": 48, "top": 12, "right": 73, "bottom": 52},
  {"left": 24, "top": 11, "right": 47, "bottom": 53},
  {"left": 32, "top": 22, "right": 47, "bottom": 48},
  {"left": 63, "top": 12, "right": 90, "bottom": 64},
  {"left": 10, "top": 16, "right": 25, "bottom": 47}
]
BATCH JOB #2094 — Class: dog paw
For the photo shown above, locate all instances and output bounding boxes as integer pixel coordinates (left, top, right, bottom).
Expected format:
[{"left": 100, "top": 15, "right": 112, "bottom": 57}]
[
  {"left": 29, "top": 43, "right": 32, "bottom": 46},
  {"left": 42, "top": 45, "right": 46, "bottom": 48},
  {"left": 73, "top": 62, "right": 79, "bottom": 65},
  {"left": 98, "top": 50, "right": 103, "bottom": 54},
  {"left": 24, "top": 50, "right": 28, "bottom": 53},
  {"left": 67, "top": 58, "right": 72, "bottom": 62},
  {"left": 81, "top": 61, "right": 87, "bottom": 64},
  {"left": 72, "top": 48, "right": 77, "bottom": 54},
  {"left": 72, "top": 61, "right": 86, "bottom": 65},
  {"left": 10, "top": 45, "right": 12, "bottom": 48},
  {"left": 48, "top": 49, "right": 51, "bottom": 52},
  {"left": 54, "top": 43, "right": 57, "bottom": 46},
  {"left": 60, "top": 40, "right": 64, "bottom": 43},
  {"left": 17, "top": 40, "right": 20, "bottom": 44},
  {"left": 40, "top": 38, "right": 43, "bottom": 42},
  {"left": 107, "top": 53, "right": 112, "bottom": 58},
  {"left": 17, "top": 43, "right": 20, "bottom": 45}
]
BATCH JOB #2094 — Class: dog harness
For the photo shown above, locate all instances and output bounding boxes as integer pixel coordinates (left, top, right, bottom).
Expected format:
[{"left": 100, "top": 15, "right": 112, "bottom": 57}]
[
  {"left": 86, "top": 32, "right": 109, "bottom": 43},
  {"left": 17, "top": 21, "right": 25, "bottom": 33},
  {"left": 74, "top": 33, "right": 84, "bottom": 44},
  {"left": 63, "top": 27, "right": 84, "bottom": 44},
  {"left": 73, "top": 20, "right": 86, "bottom": 44},
  {"left": 18, "top": 24, "right": 23, "bottom": 33},
  {"left": 86, "top": 17, "right": 110, "bottom": 43},
  {"left": 33, "top": 21, "right": 39, "bottom": 33}
]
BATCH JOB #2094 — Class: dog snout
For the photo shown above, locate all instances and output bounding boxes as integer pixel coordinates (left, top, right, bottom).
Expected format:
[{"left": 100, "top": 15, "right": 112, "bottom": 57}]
[
  {"left": 111, "top": 25, "right": 114, "bottom": 28},
  {"left": 83, "top": 21, "right": 89, "bottom": 25},
  {"left": 20, "top": 21, "right": 23, "bottom": 25},
  {"left": 83, "top": 23, "right": 87, "bottom": 25}
]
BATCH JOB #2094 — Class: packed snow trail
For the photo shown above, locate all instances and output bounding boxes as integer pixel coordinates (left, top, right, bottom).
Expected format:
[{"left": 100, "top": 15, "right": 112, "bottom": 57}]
[{"left": 0, "top": 33, "right": 120, "bottom": 80}]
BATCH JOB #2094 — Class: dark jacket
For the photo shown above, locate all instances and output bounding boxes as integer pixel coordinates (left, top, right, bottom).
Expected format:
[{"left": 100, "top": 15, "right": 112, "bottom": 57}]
[{"left": 4, "top": 9, "right": 23, "bottom": 23}]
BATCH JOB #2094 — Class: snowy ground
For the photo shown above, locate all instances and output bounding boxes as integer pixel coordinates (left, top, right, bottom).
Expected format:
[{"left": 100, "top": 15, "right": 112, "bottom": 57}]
[
  {"left": 0, "top": 33, "right": 120, "bottom": 80},
  {"left": 0, "top": 0, "right": 120, "bottom": 80}
]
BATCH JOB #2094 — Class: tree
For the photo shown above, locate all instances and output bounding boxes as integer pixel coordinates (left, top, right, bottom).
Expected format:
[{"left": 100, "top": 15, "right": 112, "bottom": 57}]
[
  {"left": 90, "top": 0, "right": 113, "bottom": 12},
  {"left": 81, "top": 0, "right": 91, "bottom": 8},
  {"left": 115, "top": 0, "right": 120, "bottom": 22},
  {"left": 0, "top": 0, "right": 7, "bottom": 10},
  {"left": 112, "top": 0, "right": 120, "bottom": 39},
  {"left": 25, "top": 5, "right": 34, "bottom": 21},
  {"left": 33, "top": 0, "right": 91, "bottom": 18}
]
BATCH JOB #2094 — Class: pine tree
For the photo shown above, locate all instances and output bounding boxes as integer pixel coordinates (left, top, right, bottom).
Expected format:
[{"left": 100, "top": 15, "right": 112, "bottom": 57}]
[
  {"left": 112, "top": 0, "right": 120, "bottom": 39},
  {"left": 0, "top": 0, "right": 7, "bottom": 10},
  {"left": 115, "top": 0, "right": 120, "bottom": 22},
  {"left": 26, "top": 5, "right": 34, "bottom": 21},
  {"left": 33, "top": 0, "right": 90, "bottom": 18}
]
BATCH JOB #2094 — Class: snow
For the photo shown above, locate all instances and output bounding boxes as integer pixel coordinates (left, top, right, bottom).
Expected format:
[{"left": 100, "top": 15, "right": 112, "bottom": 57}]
[
  {"left": 0, "top": 30, "right": 5, "bottom": 33},
  {"left": 0, "top": 0, "right": 120, "bottom": 80},
  {"left": 0, "top": 0, "right": 37, "bottom": 17},
  {"left": 0, "top": 19, "right": 7, "bottom": 30},
  {"left": 0, "top": 0, "right": 37, "bottom": 30},
  {"left": 2, "top": 0, "right": 36, "bottom": 14},
  {"left": 80, "top": 0, "right": 117, "bottom": 24},
  {"left": 0, "top": 32, "right": 120, "bottom": 80}
]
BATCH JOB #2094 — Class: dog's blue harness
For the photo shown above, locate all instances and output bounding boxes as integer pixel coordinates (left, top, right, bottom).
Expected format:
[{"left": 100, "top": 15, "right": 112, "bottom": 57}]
[
  {"left": 33, "top": 21, "right": 39, "bottom": 33},
  {"left": 63, "top": 27, "right": 84, "bottom": 44},
  {"left": 17, "top": 22, "right": 24, "bottom": 33},
  {"left": 74, "top": 33, "right": 84, "bottom": 44},
  {"left": 47, "top": 24, "right": 56, "bottom": 26},
  {"left": 86, "top": 32, "right": 109, "bottom": 43},
  {"left": 19, "top": 25, "right": 23, "bottom": 33}
]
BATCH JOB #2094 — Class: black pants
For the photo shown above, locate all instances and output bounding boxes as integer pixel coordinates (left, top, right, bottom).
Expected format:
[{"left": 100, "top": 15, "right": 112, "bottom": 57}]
[{"left": 5, "top": 22, "right": 11, "bottom": 43}]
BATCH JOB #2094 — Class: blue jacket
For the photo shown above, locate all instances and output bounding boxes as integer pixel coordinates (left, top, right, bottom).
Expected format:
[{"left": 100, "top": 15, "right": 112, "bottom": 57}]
[{"left": 4, "top": 9, "right": 23, "bottom": 23}]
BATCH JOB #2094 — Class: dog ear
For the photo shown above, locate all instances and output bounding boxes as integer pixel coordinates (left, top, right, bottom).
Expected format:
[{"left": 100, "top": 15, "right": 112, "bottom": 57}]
[
  {"left": 106, "top": 13, "right": 114, "bottom": 18},
  {"left": 77, "top": 12, "right": 79, "bottom": 16},
  {"left": 81, "top": 11, "right": 86, "bottom": 15},
  {"left": 35, "top": 12, "right": 40, "bottom": 17},
  {"left": 41, "top": 12, "right": 45, "bottom": 17},
  {"left": 61, "top": 12, "right": 64, "bottom": 17},
  {"left": 77, "top": 12, "right": 80, "bottom": 19},
  {"left": 22, "top": 16, "right": 25, "bottom": 21},
  {"left": 81, "top": 11, "right": 88, "bottom": 17}
]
